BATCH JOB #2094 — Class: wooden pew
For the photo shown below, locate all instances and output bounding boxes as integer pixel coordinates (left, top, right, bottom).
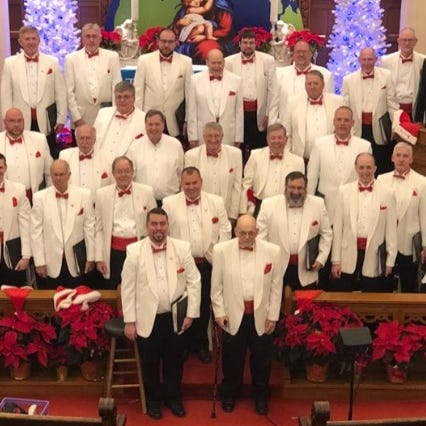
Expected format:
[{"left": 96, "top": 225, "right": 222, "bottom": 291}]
[
  {"left": 299, "top": 401, "right": 426, "bottom": 426},
  {"left": 0, "top": 397, "right": 126, "bottom": 426}
]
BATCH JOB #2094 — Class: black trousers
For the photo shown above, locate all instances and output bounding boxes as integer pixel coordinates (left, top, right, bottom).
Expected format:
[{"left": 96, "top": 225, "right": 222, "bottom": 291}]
[
  {"left": 283, "top": 264, "right": 318, "bottom": 291},
  {"left": 0, "top": 254, "right": 27, "bottom": 286},
  {"left": 242, "top": 110, "right": 266, "bottom": 164},
  {"left": 186, "top": 261, "right": 212, "bottom": 351},
  {"left": 395, "top": 252, "right": 417, "bottom": 293},
  {"left": 36, "top": 258, "right": 83, "bottom": 289},
  {"left": 221, "top": 314, "right": 272, "bottom": 400},
  {"left": 137, "top": 313, "right": 185, "bottom": 404}
]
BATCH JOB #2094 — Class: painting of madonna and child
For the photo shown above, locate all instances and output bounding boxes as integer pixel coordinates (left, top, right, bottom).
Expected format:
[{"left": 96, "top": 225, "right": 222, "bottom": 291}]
[{"left": 105, "top": 0, "right": 303, "bottom": 64}]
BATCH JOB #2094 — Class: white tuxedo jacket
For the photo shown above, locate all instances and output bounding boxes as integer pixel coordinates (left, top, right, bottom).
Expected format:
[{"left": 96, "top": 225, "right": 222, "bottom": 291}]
[
  {"left": 341, "top": 67, "right": 399, "bottom": 145},
  {"left": 94, "top": 182, "right": 156, "bottom": 279},
  {"left": 211, "top": 238, "right": 284, "bottom": 336},
  {"left": 1, "top": 52, "right": 66, "bottom": 133},
  {"left": 307, "top": 134, "right": 372, "bottom": 224},
  {"left": 187, "top": 69, "right": 243, "bottom": 145},
  {"left": 121, "top": 237, "right": 201, "bottom": 337},
  {"left": 225, "top": 51, "right": 279, "bottom": 131},
  {"left": 134, "top": 51, "right": 193, "bottom": 136},
  {"left": 241, "top": 147, "right": 304, "bottom": 213},
  {"left": 184, "top": 144, "right": 242, "bottom": 219},
  {"left": 59, "top": 147, "right": 113, "bottom": 200},
  {"left": 162, "top": 191, "right": 231, "bottom": 263},
  {"left": 377, "top": 169, "right": 426, "bottom": 257},
  {"left": 0, "top": 130, "right": 52, "bottom": 193},
  {"left": 65, "top": 48, "right": 122, "bottom": 126},
  {"left": 257, "top": 194, "right": 332, "bottom": 286},
  {"left": 0, "top": 179, "right": 31, "bottom": 267},
  {"left": 31, "top": 185, "right": 95, "bottom": 278},
  {"left": 94, "top": 107, "right": 146, "bottom": 157},
  {"left": 379, "top": 51, "right": 425, "bottom": 116},
  {"left": 332, "top": 180, "right": 397, "bottom": 277},
  {"left": 282, "top": 92, "right": 344, "bottom": 158}
]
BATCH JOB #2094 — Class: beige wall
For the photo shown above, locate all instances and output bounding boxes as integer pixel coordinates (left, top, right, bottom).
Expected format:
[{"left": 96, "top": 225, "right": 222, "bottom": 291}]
[
  {"left": 0, "top": 2, "right": 10, "bottom": 129},
  {"left": 400, "top": 0, "right": 426, "bottom": 54}
]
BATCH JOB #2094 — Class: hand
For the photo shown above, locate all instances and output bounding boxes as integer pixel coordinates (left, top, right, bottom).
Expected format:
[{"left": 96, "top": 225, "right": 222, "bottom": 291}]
[
  {"left": 182, "top": 317, "right": 193, "bottom": 332},
  {"left": 55, "top": 123, "right": 64, "bottom": 132},
  {"left": 189, "top": 140, "right": 199, "bottom": 148},
  {"left": 311, "top": 260, "right": 323, "bottom": 272},
  {"left": 74, "top": 119, "right": 85, "bottom": 128},
  {"left": 331, "top": 263, "right": 341, "bottom": 279},
  {"left": 84, "top": 261, "right": 95, "bottom": 274},
  {"left": 96, "top": 261, "right": 108, "bottom": 275},
  {"left": 261, "top": 116, "right": 268, "bottom": 130},
  {"left": 36, "top": 265, "right": 48, "bottom": 278},
  {"left": 385, "top": 266, "right": 393, "bottom": 277},
  {"left": 215, "top": 316, "right": 229, "bottom": 329},
  {"left": 124, "top": 323, "right": 137, "bottom": 341},
  {"left": 265, "top": 319, "right": 276, "bottom": 335},
  {"left": 15, "top": 258, "right": 30, "bottom": 271}
]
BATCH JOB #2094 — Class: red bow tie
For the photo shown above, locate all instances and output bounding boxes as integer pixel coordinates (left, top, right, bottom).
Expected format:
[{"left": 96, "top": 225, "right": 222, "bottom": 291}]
[
  {"left": 207, "top": 152, "right": 219, "bottom": 158},
  {"left": 401, "top": 56, "right": 413, "bottom": 64},
  {"left": 25, "top": 55, "right": 38, "bottom": 63},
  {"left": 335, "top": 138, "right": 349, "bottom": 146},
  {"left": 115, "top": 113, "right": 128, "bottom": 120},
  {"left": 296, "top": 66, "right": 311, "bottom": 76},
  {"left": 393, "top": 172, "right": 406, "bottom": 179},
  {"left": 186, "top": 198, "right": 200, "bottom": 206},
  {"left": 239, "top": 246, "right": 253, "bottom": 251},
  {"left": 86, "top": 50, "right": 99, "bottom": 59},
  {"left": 56, "top": 192, "right": 69, "bottom": 199},
  {"left": 152, "top": 245, "right": 167, "bottom": 253},
  {"left": 362, "top": 74, "right": 374, "bottom": 79},
  {"left": 309, "top": 98, "right": 323, "bottom": 106},
  {"left": 8, "top": 137, "right": 22, "bottom": 145},
  {"left": 79, "top": 153, "right": 92, "bottom": 161},
  {"left": 358, "top": 184, "right": 373, "bottom": 192},
  {"left": 160, "top": 55, "right": 172, "bottom": 63},
  {"left": 210, "top": 75, "right": 222, "bottom": 81},
  {"left": 242, "top": 57, "right": 254, "bottom": 64},
  {"left": 270, "top": 154, "right": 283, "bottom": 160},
  {"left": 118, "top": 188, "right": 131, "bottom": 197}
]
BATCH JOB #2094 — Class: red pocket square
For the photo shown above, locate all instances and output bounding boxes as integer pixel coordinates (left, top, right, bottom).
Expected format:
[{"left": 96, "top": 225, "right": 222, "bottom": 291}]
[
  {"left": 12, "top": 197, "right": 18, "bottom": 208},
  {"left": 380, "top": 205, "right": 387, "bottom": 210},
  {"left": 229, "top": 90, "right": 236, "bottom": 96},
  {"left": 264, "top": 263, "right": 272, "bottom": 274},
  {"left": 77, "top": 207, "right": 84, "bottom": 216},
  {"left": 101, "top": 171, "right": 108, "bottom": 179},
  {"left": 177, "top": 267, "right": 185, "bottom": 274},
  {"left": 35, "top": 151, "right": 41, "bottom": 158},
  {"left": 413, "top": 190, "right": 418, "bottom": 197},
  {"left": 229, "top": 168, "right": 234, "bottom": 173},
  {"left": 211, "top": 217, "right": 219, "bottom": 224},
  {"left": 47, "top": 68, "right": 53, "bottom": 75},
  {"left": 311, "top": 220, "right": 318, "bottom": 226},
  {"left": 135, "top": 133, "right": 144, "bottom": 139}
]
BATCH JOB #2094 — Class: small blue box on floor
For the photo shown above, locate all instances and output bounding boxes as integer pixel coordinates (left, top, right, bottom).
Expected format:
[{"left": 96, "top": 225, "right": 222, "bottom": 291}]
[{"left": 0, "top": 398, "right": 49, "bottom": 415}]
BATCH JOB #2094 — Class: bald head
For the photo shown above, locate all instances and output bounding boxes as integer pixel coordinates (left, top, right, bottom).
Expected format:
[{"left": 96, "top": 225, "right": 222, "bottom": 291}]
[
  {"left": 206, "top": 48, "right": 225, "bottom": 77},
  {"left": 235, "top": 215, "right": 257, "bottom": 249},
  {"left": 4, "top": 108, "right": 25, "bottom": 138},
  {"left": 51, "top": 159, "right": 71, "bottom": 193}
]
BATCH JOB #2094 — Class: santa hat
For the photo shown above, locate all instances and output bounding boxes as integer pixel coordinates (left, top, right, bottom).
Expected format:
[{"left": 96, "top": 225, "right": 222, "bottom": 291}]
[
  {"left": 71, "top": 285, "right": 101, "bottom": 311},
  {"left": 54, "top": 286, "right": 77, "bottom": 312},
  {"left": 392, "top": 110, "right": 422, "bottom": 145}
]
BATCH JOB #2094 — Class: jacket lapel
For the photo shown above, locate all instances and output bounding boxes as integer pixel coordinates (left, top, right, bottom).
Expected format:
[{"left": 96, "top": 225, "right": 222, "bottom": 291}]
[
  {"left": 166, "top": 238, "right": 178, "bottom": 302},
  {"left": 200, "top": 192, "right": 212, "bottom": 254},
  {"left": 17, "top": 54, "right": 30, "bottom": 104},
  {"left": 253, "top": 241, "right": 264, "bottom": 310},
  {"left": 63, "top": 186, "right": 80, "bottom": 242}
]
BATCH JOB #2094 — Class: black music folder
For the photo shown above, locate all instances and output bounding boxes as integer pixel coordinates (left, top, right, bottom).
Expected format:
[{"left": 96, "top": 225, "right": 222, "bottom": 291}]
[
  {"left": 5, "top": 237, "right": 22, "bottom": 269},
  {"left": 73, "top": 240, "right": 87, "bottom": 275},
  {"left": 46, "top": 103, "right": 57, "bottom": 131},
  {"left": 377, "top": 242, "right": 387, "bottom": 277},
  {"left": 306, "top": 235, "right": 320, "bottom": 271},
  {"left": 171, "top": 292, "right": 188, "bottom": 335},
  {"left": 175, "top": 100, "right": 186, "bottom": 135},
  {"left": 379, "top": 111, "right": 392, "bottom": 144}
]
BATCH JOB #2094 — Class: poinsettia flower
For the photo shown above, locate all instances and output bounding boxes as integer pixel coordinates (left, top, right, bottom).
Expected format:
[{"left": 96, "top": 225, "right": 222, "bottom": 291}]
[
  {"left": 27, "top": 334, "right": 50, "bottom": 367},
  {"left": 0, "top": 331, "right": 28, "bottom": 368}
]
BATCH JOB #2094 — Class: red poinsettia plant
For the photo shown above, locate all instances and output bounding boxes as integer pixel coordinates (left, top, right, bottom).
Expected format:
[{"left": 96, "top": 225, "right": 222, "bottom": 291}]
[
  {"left": 372, "top": 321, "right": 426, "bottom": 370},
  {"left": 232, "top": 26, "right": 273, "bottom": 53},
  {"left": 139, "top": 26, "right": 166, "bottom": 54},
  {"left": 274, "top": 301, "right": 363, "bottom": 365},
  {"left": 286, "top": 29, "right": 325, "bottom": 53},
  {"left": 56, "top": 301, "right": 115, "bottom": 363},
  {"left": 0, "top": 311, "right": 56, "bottom": 368},
  {"left": 100, "top": 29, "right": 122, "bottom": 51}
]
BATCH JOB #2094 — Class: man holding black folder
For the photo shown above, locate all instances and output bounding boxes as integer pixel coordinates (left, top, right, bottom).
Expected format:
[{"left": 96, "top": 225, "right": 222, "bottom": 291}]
[
  {"left": 121, "top": 208, "right": 201, "bottom": 419},
  {"left": 0, "top": 154, "right": 31, "bottom": 285}
]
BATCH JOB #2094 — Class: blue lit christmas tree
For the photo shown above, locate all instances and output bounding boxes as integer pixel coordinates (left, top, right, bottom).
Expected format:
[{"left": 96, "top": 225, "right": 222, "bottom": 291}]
[
  {"left": 327, "top": 0, "right": 389, "bottom": 93},
  {"left": 23, "top": 0, "right": 80, "bottom": 68}
]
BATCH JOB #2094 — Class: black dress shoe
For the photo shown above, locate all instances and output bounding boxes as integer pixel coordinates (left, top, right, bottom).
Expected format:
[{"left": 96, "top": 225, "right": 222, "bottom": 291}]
[
  {"left": 254, "top": 399, "right": 268, "bottom": 415},
  {"left": 197, "top": 348, "right": 212, "bottom": 364},
  {"left": 146, "top": 404, "right": 162, "bottom": 420},
  {"left": 221, "top": 397, "right": 235, "bottom": 413},
  {"left": 165, "top": 401, "right": 186, "bottom": 417}
]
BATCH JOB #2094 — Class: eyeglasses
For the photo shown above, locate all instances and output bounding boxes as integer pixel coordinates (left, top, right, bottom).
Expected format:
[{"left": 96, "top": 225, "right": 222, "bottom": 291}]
[
  {"left": 399, "top": 38, "right": 416, "bottom": 43},
  {"left": 159, "top": 39, "right": 175, "bottom": 44}
]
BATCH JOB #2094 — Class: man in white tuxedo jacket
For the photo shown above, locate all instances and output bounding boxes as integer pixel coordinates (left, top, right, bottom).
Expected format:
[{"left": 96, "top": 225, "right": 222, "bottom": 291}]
[
  {"left": 95, "top": 156, "right": 156, "bottom": 289},
  {"left": 163, "top": 167, "right": 231, "bottom": 363},
  {"left": 185, "top": 122, "right": 242, "bottom": 222},
  {"left": 94, "top": 81, "right": 146, "bottom": 157},
  {"left": 127, "top": 110, "right": 184, "bottom": 204},
  {"left": 211, "top": 215, "right": 283, "bottom": 415},
  {"left": 380, "top": 27, "right": 425, "bottom": 120},
  {"left": 0, "top": 154, "right": 31, "bottom": 285},
  {"left": 31, "top": 159, "right": 95, "bottom": 289},
  {"left": 121, "top": 208, "right": 201, "bottom": 419},
  {"left": 341, "top": 47, "right": 399, "bottom": 174},
  {"left": 258, "top": 171, "right": 332, "bottom": 290},
  {"left": 134, "top": 28, "right": 192, "bottom": 138},
  {"left": 59, "top": 124, "right": 113, "bottom": 202},
  {"left": 377, "top": 142, "right": 426, "bottom": 292},
  {"left": 0, "top": 108, "right": 52, "bottom": 204},
  {"left": 241, "top": 123, "right": 304, "bottom": 216},
  {"left": 307, "top": 106, "right": 372, "bottom": 224},
  {"left": 331, "top": 153, "right": 397, "bottom": 292},
  {"left": 65, "top": 23, "right": 122, "bottom": 127},
  {"left": 225, "top": 29, "right": 279, "bottom": 153},
  {"left": 187, "top": 49, "right": 243, "bottom": 147},
  {"left": 282, "top": 70, "right": 344, "bottom": 160},
  {"left": 1, "top": 26, "right": 66, "bottom": 135}
]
